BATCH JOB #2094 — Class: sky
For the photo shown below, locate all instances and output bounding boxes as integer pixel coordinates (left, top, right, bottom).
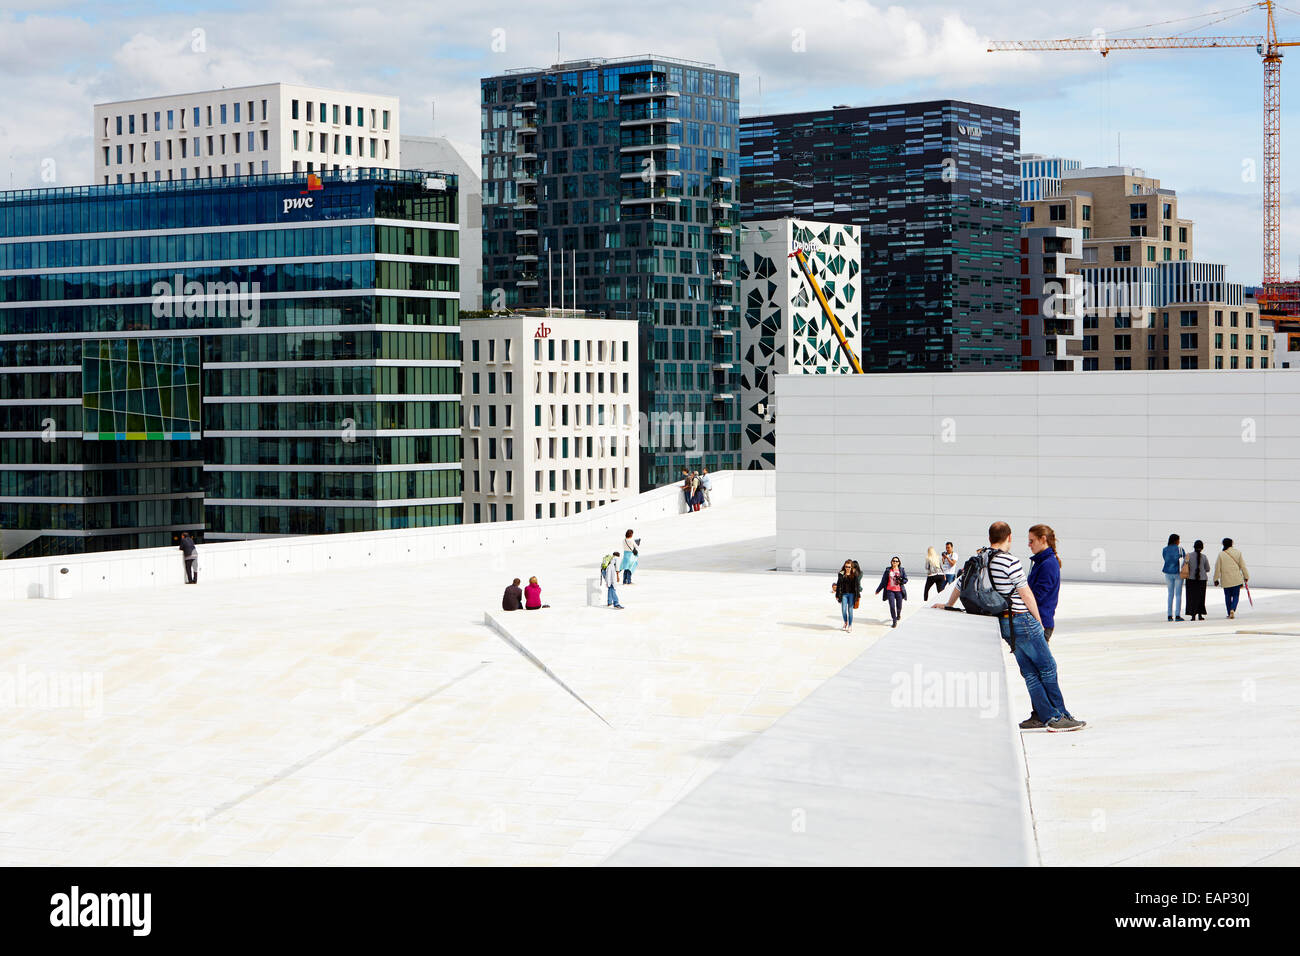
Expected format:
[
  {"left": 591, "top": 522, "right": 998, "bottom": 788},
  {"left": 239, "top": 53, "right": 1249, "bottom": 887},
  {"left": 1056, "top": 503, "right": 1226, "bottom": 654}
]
[{"left": 2, "top": 0, "right": 1299, "bottom": 284}]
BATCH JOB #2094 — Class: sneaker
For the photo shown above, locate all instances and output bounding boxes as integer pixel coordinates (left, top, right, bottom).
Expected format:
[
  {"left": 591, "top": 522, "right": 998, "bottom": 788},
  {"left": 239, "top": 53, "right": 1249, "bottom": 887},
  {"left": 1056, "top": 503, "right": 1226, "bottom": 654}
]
[
  {"left": 1175, "top": 616, "right": 1185, "bottom": 621},
  {"left": 1046, "top": 716, "right": 1087, "bottom": 733},
  {"left": 1168, "top": 616, "right": 1173, "bottom": 621},
  {"left": 1019, "top": 715, "right": 1047, "bottom": 731},
  {"left": 614, "top": 605, "right": 625, "bottom": 610}
]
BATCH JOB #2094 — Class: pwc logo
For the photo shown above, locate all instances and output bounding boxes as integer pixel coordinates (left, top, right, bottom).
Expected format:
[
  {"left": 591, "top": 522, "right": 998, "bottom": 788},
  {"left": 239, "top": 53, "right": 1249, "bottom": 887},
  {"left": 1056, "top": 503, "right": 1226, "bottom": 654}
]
[
  {"left": 283, "top": 174, "right": 323, "bottom": 214},
  {"left": 534, "top": 323, "right": 551, "bottom": 339}
]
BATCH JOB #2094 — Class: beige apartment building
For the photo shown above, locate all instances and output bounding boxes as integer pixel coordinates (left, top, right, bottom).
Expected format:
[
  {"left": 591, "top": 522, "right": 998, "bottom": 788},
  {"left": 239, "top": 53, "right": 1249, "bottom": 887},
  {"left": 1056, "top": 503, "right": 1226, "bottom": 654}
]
[{"left": 1022, "top": 165, "right": 1272, "bottom": 370}]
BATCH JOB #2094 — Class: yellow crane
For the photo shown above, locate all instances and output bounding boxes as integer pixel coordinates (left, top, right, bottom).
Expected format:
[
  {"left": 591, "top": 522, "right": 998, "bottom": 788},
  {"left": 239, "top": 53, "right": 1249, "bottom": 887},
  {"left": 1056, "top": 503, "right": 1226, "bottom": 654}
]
[
  {"left": 788, "top": 248, "right": 864, "bottom": 373},
  {"left": 990, "top": 0, "right": 1300, "bottom": 293}
]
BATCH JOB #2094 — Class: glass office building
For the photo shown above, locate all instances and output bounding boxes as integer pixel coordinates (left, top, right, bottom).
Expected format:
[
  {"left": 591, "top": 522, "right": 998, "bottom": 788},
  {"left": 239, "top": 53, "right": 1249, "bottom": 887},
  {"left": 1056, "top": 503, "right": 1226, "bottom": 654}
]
[
  {"left": 741, "top": 101, "right": 1022, "bottom": 372},
  {"left": 0, "top": 169, "right": 461, "bottom": 558},
  {"left": 481, "top": 55, "right": 742, "bottom": 487}
]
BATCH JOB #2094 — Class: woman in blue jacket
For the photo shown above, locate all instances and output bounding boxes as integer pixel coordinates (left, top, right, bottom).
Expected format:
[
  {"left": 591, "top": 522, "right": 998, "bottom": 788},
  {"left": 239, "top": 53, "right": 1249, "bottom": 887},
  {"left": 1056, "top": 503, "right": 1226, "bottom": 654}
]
[
  {"left": 1027, "top": 524, "right": 1061, "bottom": 641},
  {"left": 1161, "top": 532, "right": 1186, "bottom": 622}
]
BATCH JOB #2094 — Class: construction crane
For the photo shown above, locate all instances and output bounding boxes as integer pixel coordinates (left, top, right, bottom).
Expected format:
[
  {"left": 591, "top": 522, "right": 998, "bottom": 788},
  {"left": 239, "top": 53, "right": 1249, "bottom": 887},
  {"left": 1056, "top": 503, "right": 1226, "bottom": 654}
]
[
  {"left": 788, "top": 249, "right": 864, "bottom": 373},
  {"left": 990, "top": 0, "right": 1300, "bottom": 302}
]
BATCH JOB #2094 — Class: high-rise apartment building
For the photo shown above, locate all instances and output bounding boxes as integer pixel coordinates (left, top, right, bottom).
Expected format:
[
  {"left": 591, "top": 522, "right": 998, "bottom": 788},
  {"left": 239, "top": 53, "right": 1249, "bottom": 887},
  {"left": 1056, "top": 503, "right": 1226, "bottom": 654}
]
[
  {"left": 740, "top": 101, "right": 1022, "bottom": 372},
  {"left": 1019, "top": 227, "right": 1084, "bottom": 371},
  {"left": 738, "top": 218, "right": 861, "bottom": 469},
  {"left": 93, "top": 83, "right": 400, "bottom": 185},
  {"left": 480, "top": 55, "right": 742, "bottom": 487},
  {"left": 1022, "top": 166, "right": 1272, "bottom": 370},
  {"left": 0, "top": 169, "right": 461, "bottom": 558},
  {"left": 460, "top": 310, "right": 640, "bottom": 522}
]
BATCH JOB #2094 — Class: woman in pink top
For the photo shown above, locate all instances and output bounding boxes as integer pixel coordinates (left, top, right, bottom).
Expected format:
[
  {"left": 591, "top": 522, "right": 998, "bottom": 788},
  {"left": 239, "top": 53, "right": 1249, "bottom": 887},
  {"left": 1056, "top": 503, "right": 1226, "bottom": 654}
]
[{"left": 524, "top": 576, "right": 545, "bottom": 610}]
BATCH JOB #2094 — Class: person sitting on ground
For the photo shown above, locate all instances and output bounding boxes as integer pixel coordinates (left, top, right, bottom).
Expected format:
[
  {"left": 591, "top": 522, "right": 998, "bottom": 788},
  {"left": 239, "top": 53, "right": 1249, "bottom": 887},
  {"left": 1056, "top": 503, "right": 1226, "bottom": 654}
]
[
  {"left": 502, "top": 578, "right": 523, "bottom": 611},
  {"left": 524, "top": 576, "right": 548, "bottom": 610}
]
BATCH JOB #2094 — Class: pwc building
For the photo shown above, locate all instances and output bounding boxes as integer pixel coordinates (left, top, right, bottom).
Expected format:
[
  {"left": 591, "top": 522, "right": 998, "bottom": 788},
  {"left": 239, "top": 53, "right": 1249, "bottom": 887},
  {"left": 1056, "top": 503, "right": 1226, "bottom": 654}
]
[
  {"left": 740, "top": 101, "right": 1022, "bottom": 372},
  {"left": 0, "top": 168, "right": 461, "bottom": 558}
]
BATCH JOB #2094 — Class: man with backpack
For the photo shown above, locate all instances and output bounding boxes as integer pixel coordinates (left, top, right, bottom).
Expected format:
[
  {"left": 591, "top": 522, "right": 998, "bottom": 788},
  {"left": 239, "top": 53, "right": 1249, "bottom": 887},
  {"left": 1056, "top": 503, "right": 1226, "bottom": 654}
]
[
  {"left": 601, "top": 552, "right": 625, "bottom": 609},
  {"left": 933, "top": 521, "right": 1085, "bottom": 733}
]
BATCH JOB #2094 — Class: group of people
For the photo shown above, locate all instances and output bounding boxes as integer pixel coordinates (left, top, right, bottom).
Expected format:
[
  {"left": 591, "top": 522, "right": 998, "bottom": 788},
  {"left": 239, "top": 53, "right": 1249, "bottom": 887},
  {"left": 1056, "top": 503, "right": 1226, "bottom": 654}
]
[
  {"left": 501, "top": 576, "right": 547, "bottom": 611},
  {"left": 679, "top": 469, "right": 711, "bottom": 512},
  {"left": 1161, "top": 535, "right": 1251, "bottom": 621},
  {"left": 922, "top": 542, "right": 960, "bottom": 600},
  {"left": 830, "top": 555, "right": 912, "bottom": 631},
  {"left": 600, "top": 529, "right": 640, "bottom": 610}
]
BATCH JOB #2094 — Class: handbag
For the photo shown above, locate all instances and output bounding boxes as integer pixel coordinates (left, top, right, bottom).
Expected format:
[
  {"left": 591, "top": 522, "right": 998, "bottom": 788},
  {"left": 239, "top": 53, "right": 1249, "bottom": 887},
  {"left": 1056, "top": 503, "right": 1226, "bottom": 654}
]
[
  {"left": 1179, "top": 557, "right": 1190, "bottom": 580},
  {"left": 854, "top": 595, "right": 860, "bottom": 609}
]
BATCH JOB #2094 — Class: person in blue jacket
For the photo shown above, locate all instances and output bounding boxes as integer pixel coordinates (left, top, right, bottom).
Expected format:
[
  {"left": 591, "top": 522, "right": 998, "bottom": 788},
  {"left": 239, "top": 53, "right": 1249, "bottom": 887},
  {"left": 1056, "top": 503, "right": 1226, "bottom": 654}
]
[
  {"left": 1022, "top": 523, "right": 1071, "bottom": 730},
  {"left": 1161, "top": 532, "right": 1187, "bottom": 621}
]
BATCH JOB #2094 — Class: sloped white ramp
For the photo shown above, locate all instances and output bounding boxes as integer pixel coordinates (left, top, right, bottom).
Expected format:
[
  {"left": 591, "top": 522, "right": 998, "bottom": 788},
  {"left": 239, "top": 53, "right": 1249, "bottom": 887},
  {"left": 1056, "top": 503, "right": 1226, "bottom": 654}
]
[{"left": 607, "top": 609, "right": 1038, "bottom": 866}]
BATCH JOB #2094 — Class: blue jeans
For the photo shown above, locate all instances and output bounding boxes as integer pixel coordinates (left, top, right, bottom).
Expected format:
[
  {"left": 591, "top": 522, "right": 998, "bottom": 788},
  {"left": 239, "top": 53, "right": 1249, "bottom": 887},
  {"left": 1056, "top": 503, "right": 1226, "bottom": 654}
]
[
  {"left": 1224, "top": 585, "right": 1242, "bottom": 613},
  {"left": 840, "top": 593, "right": 855, "bottom": 625},
  {"left": 1164, "top": 572, "right": 1184, "bottom": 617},
  {"left": 623, "top": 568, "right": 632, "bottom": 584},
  {"left": 944, "top": 572, "right": 955, "bottom": 586},
  {"left": 607, "top": 584, "right": 620, "bottom": 606},
  {"left": 886, "top": 590, "right": 904, "bottom": 623},
  {"left": 999, "top": 612, "right": 1068, "bottom": 722}
]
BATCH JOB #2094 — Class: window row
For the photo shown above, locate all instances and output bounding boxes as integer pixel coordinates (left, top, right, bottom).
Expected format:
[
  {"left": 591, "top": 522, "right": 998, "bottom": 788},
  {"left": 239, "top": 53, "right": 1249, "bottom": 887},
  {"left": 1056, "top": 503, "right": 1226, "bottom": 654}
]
[
  {"left": 205, "top": 435, "right": 460, "bottom": 466},
  {"left": 205, "top": 365, "right": 459, "bottom": 398},
  {"left": 102, "top": 100, "right": 269, "bottom": 138},
  {"left": 206, "top": 502, "right": 461, "bottom": 536},
  {"left": 289, "top": 100, "right": 391, "bottom": 131},
  {"left": 205, "top": 400, "right": 461, "bottom": 430},
  {"left": 206, "top": 467, "right": 459, "bottom": 502}
]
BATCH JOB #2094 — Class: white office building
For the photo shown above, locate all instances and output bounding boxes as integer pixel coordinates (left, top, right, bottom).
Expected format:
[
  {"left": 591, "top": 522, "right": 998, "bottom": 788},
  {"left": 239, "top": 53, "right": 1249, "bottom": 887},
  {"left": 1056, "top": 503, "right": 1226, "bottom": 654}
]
[
  {"left": 402, "top": 135, "right": 482, "bottom": 311},
  {"left": 461, "top": 310, "right": 640, "bottom": 522},
  {"left": 738, "top": 218, "right": 862, "bottom": 469},
  {"left": 94, "top": 82, "right": 400, "bottom": 184}
]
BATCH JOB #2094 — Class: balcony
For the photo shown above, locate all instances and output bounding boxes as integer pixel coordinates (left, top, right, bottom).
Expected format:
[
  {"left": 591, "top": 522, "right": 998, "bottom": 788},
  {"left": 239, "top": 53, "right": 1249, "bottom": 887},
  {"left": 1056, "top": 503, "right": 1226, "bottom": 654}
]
[
  {"left": 620, "top": 106, "right": 682, "bottom": 127},
  {"left": 619, "top": 132, "right": 682, "bottom": 153},
  {"left": 620, "top": 79, "right": 681, "bottom": 102},
  {"left": 517, "top": 271, "right": 539, "bottom": 288}
]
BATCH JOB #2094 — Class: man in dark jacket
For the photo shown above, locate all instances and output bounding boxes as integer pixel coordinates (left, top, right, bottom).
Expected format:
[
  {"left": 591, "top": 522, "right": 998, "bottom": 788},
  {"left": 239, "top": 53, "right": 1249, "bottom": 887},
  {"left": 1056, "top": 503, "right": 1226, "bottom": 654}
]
[
  {"left": 179, "top": 532, "right": 198, "bottom": 583},
  {"left": 502, "top": 578, "right": 523, "bottom": 611}
]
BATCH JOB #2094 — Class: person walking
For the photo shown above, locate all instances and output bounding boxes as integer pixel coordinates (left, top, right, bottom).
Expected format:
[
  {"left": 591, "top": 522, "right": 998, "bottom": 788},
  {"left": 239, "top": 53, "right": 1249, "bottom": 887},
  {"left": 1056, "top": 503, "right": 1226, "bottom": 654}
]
[
  {"left": 831, "top": 558, "right": 862, "bottom": 632},
  {"left": 935, "top": 521, "right": 1085, "bottom": 733},
  {"left": 178, "top": 532, "right": 199, "bottom": 584},
  {"left": 699, "top": 468, "right": 712, "bottom": 507},
  {"left": 502, "top": 578, "right": 523, "bottom": 611},
  {"left": 602, "top": 552, "right": 625, "bottom": 609},
  {"left": 524, "top": 576, "right": 548, "bottom": 610},
  {"left": 874, "top": 556, "right": 908, "bottom": 628},
  {"left": 1184, "top": 540, "right": 1210, "bottom": 620},
  {"left": 940, "top": 541, "right": 958, "bottom": 588},
  {"left": 1162, "top": 533, "right": 1187, "bottom": 621},
  {"left": 923, "top": 547, "right": 946, "bottom": 601},
  {"left": 620, "top": 530, "right": 639, "bottom": 584},
  {"left": 1213, "top": 538, "right": 1250, "bottom": 620}
]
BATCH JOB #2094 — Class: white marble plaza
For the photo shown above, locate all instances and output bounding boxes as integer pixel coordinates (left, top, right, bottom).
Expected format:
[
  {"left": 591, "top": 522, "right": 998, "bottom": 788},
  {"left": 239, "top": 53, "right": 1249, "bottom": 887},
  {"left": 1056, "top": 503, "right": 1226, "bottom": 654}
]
[{"left": 2, "top": 492, "right": 1296, "bottom": 865}]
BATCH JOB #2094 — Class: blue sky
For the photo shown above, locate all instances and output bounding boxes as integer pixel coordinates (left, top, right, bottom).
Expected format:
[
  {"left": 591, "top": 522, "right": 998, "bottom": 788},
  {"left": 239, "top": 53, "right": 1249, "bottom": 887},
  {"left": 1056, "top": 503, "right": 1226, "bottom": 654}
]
[{"left": 1, "top": 0, "right": 1297, "bottom": 283}]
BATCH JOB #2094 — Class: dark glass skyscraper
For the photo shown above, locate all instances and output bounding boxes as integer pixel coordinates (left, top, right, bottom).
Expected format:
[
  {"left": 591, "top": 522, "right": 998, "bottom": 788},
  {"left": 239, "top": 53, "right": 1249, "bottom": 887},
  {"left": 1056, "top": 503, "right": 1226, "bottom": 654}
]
[
  {"left": 740, "top": 101, "right": 1022, "bottom": 371},
  {"left": 0, "top": 169, "right": 462, "bottom": 557},
  {"left": 481, "top": 55, "right": 742, "bottom": 487}
]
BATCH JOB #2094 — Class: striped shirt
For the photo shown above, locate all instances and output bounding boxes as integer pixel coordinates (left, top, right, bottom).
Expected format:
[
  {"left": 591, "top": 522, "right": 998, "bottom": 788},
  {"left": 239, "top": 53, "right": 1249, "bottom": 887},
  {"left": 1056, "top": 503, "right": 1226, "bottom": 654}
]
[{"left": 988, "top": 549, "right": 1029, "bottom": 614}]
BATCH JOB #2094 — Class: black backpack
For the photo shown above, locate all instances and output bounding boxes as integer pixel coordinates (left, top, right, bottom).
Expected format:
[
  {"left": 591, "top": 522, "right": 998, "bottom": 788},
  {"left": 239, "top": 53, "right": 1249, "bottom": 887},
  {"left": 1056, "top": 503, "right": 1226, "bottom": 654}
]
[{"left": 958, "top": 548, "right": 1011, "bottom": 617}]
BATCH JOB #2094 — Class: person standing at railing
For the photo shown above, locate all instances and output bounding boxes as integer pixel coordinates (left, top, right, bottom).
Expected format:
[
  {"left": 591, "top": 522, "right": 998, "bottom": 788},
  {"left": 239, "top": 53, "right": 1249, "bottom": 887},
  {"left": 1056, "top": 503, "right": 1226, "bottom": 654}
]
[
  {"left": 699, "top": 469, "right": 712, "bottom": 507},
  {"left": 178, "top": 532, "right": 198, "bottom": 584}
]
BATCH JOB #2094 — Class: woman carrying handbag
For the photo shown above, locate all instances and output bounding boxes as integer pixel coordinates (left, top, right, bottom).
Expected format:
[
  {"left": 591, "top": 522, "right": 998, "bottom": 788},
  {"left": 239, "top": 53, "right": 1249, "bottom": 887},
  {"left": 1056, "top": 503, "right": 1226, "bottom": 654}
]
[
  {"left": 875, "top": 556, "right": 909, "bottom": 629},
  {"left": 832, "top": 559, "right": 862, "bottom": 633}
]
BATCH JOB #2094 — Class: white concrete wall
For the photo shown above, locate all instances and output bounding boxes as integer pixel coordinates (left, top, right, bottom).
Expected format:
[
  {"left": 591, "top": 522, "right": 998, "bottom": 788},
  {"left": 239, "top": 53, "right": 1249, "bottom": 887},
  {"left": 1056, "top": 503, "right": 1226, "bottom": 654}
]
[
  {"left": 0, "top": 470, "right": 773, "bottom": 603},
  {"left": 775, "top": 370, "right": 1300, "bottom": 588}
]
